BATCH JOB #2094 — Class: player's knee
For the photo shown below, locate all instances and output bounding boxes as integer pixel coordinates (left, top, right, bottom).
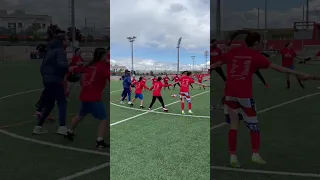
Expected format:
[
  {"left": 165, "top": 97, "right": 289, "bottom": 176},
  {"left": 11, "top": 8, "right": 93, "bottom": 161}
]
[
  {"left": 246, "top": 122, "right": 260, "bottom": 132},
  {"left": 225, "top": 114, "right": 230, "bottom": 123}
]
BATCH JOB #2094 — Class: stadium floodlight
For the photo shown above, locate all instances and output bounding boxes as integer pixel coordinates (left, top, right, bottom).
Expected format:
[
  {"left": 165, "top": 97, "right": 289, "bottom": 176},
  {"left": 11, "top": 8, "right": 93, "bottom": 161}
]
[
  {"left": 204, "top": 51, "right": 208, "bottom": 70},
  {"left": 191, "top": 56, "right": 196, "bottom": 73},
  {"left": 127, "top": 36, "right": 137, "bottom": 72},
  {"left": 176, "top": 37, "right": 182, "bottom": 73}
]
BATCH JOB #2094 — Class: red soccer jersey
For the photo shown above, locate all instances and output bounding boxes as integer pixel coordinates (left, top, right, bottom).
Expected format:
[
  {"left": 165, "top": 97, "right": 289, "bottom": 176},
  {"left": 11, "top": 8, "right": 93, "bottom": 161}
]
[
  {"left": 72, "top": 61, "right": 109, "bottom": 102},
  {"left": 179, "top": 75, "right": 195, "bottom": 92},
  {"left": 197, "top": 76, "right": 203, "bottom": 82},
  {"left": 222, "top": 46, "right": 271, "bottom": 98},
  {"left": 280, "top": 48, "right": 297, "bottom": 67},
  {"left": 163, "top": 76, "right": 169, "bottom": 83},
  {"left": 150, "top": 81, "right": 171, "bottom": 96},
  {"left": 132, "top": 78, "right": 137, "bottom": 85},
  {"left": 173, "top": 76, "right": 180, "bottom": 82},
  {"left": 152, "top": 78, "right": 157, "bottom": 84},
  {"left": 67, "top": 55, "right": 83, "bottom": 77},
  {"left": 211, "top": 47, "right": 222, "bottom": 64},
  {"left": 135, "top": 81, "right": 148, "bottom": 94}
]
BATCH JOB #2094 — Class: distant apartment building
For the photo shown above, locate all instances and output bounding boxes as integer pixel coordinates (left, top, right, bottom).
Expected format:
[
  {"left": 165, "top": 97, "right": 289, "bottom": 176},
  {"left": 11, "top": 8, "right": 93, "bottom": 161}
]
[{"left": 0, "top": 9, "right": 52, "bottom": 33}]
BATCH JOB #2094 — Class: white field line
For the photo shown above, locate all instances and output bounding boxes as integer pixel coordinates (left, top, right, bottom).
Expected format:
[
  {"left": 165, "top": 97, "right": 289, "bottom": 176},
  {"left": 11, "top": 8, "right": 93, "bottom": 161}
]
[
  {"left": 110, "top": 91, "right": 209, "bottom": 126},
  {"left": 57, "top": 162, "right": 109, "bottom": 180},
  {"left": 111, "top": 102, "right": 209, "bottom": 119},
  {"left": 0, "top": 89, "right": 121, "bottom": 156},
  {"left": 211, "top": 91, "right": 320, "bottom": 130},
  {"left": 211, "top": 166, "right": 320, "bottom": 178}
]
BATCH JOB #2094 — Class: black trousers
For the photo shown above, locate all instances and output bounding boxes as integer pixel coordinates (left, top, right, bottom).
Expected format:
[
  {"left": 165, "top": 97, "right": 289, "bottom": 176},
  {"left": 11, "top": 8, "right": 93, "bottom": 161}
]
[{"left": 149, "top": 96, "right": 165, "bottom": 108}]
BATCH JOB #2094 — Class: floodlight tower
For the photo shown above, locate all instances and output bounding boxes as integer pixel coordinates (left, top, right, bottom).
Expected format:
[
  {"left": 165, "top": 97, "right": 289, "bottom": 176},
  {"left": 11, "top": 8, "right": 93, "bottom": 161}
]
[
  {"left": 176, "top": 37, "right": 182, "bottom": 73},
  {"left": 191, "top": 56, "right": 196, "bottom": 73},
  {"left": 127, "top": 36, "right": 136, "bottom": 72}
]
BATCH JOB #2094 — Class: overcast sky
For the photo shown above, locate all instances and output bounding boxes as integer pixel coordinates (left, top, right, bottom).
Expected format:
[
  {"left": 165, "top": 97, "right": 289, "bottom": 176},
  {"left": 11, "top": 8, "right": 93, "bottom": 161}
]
[
  {"left": 0, "top": 0, "right": 109, "bottom": 30},
  {"left": 110, "top": 0, "right": 210, "bottom": 71},
  {"left": 211, "top": 0, "right": 320, "bottom": 30}
]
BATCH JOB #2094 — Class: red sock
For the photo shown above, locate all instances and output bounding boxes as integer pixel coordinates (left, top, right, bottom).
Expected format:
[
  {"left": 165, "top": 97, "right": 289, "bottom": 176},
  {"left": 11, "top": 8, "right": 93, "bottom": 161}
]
[
  {"left": 228, "top": 129, "right": 237, "bottom": 154},
  {"left": 181, "top": 102, "right": 184, "bottom": 110},
  {"left": 188, "top": 103, "right": 192, "bottom": 110},
  {"left": 250, "top": 131, "right": 260, "bottom": 153}
]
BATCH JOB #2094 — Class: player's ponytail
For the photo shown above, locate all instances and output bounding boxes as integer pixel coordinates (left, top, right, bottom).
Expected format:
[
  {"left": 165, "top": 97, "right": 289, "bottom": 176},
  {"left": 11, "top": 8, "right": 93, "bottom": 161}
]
[
  {"left": 138, "top": 76, "right": 143, "bottom": 82},
  {"left": 228, "top": 30, "right": 260, "bottom": 47},
  {"left": 88, "top": 47, "right": 107, "bottom": 67}
]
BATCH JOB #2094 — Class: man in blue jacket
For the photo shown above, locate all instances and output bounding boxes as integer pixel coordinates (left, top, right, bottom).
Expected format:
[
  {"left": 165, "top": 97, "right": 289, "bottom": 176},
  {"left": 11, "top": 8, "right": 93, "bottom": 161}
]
[
  {"left": 120, "top": 70, "right": 132, "bottom": 104},
  {"left": 33, "top": 32, "right": 69, "bottom": 135}
]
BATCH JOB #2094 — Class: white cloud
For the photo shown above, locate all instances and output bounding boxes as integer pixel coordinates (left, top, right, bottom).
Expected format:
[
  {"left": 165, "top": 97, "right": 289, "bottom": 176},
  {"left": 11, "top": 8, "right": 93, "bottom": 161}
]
[
  {"left": 110, "top": 0, "right": 209, "bottom": 49},
  {"left": 110, "top": 58, "right": 209, "bottom": 72}
]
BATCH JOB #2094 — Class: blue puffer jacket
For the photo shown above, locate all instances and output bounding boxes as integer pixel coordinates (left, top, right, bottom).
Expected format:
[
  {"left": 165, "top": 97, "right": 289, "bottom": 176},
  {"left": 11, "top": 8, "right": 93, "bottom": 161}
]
[
  {"left": 40, "top": 38, "right": 69, "bottom": 84},
  {"left": 122, "top": 74, "right": 131, "bottom": 88}
]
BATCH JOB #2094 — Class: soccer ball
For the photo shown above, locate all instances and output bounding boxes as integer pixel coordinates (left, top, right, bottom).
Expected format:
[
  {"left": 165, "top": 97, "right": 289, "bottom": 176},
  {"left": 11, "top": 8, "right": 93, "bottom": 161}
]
[{"left": 171, "top": 94, "right": 177, "bottom": 98}]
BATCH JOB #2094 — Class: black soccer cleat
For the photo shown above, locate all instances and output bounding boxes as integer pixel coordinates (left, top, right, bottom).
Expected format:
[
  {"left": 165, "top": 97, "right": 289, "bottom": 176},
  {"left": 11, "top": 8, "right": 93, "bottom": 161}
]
[
  {"left": 140, "top": 105, "right": 145, "bottom": 109},
  {"left": 96, "top": 140, "right": 109, "bottom": 149},
  {"left": 64, "top": 131, "right": 75, "bottom": 141}
]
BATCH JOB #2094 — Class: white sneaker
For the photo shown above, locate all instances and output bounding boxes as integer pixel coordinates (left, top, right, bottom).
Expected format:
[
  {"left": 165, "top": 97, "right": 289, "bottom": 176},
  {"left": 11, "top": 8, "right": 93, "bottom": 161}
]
[
  {"left": 33, "top": 126, "right": 48, "bottom": 135},
  {"left": 252, "top": 153, "right": 267, "bottom": 165},
  {"left": 57, "top": 126, "right": 68, "bottom": 135},
  {"left": 230, "top": 154, "right": 241, "bottom": 168},
  {"left": 120, "top": 101, "right": 124, "bottom": 104},
  {"left": 128, "top": 101, "right": 132, "bottom": 105},
  {"left": 163, "top": 108, "right": 168, "bottom": 112},
  {"left": 188, "top": 110, "right": 193, "bottom": 114}
]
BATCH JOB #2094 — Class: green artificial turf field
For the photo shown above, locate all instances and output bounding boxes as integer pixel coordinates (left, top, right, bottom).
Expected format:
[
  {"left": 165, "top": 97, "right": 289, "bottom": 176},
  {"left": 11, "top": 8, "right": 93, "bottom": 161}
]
[
  {"left": 211, "top": 54, "right": 320, "bottom": 180},
  {"left": 110, "top": 77, "right": 210, "bottom": 180},
  {"left": 0, "top": 61, "right": 108, "bottom": 180}
]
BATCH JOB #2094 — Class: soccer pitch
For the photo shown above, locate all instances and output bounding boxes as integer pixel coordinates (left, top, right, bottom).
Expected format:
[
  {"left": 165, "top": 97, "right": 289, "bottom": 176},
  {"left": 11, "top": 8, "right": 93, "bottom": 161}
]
[
  {"left": 211, "top": 56, "right": 320, "bottom": 180},
  {"left": 0, "top": 61, "right": 108, "bottom": 180},
  {"left": 110, "top": 79, "right": 210, "bottom": 180}
]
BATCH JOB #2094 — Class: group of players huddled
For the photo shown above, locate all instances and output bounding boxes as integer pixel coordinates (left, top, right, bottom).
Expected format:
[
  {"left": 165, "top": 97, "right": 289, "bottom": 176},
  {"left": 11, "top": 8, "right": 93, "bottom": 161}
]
[{"left": 120, "top": 70, "right": 209, "bottom": 115}]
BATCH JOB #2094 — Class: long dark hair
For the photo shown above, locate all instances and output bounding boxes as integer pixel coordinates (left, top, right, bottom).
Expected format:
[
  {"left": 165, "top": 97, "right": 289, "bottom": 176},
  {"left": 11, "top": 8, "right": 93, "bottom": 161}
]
[
  {"left": 228, "top": 30, "right": 260, "bottom": 47},
  {"left": 88, "top": 47, "right": 107, "bottom": 66},
  {"left": 138, "top": 76, "right": 143, "bottom": 82},
  {"left": 157, "top": 77, "right": 162, "bottom": 81}
]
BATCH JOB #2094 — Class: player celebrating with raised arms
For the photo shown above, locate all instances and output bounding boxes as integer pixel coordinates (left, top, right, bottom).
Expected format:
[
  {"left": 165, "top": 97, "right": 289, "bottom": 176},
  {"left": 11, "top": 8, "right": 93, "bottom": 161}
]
[
  {"left": 65, "top": 47, "right": 109, "bottom": 148},
  {"left": 130, "top": 76, "right": 149, "bottom": 109},
  {"left": 211, "top": 30, "right": 313, "bottom": 168},
  {"left": 148, "top": 77, "right": 172, "bottom": 112},
  {"left": 178, "top": 71, "right": 206, "bottom": 114}
]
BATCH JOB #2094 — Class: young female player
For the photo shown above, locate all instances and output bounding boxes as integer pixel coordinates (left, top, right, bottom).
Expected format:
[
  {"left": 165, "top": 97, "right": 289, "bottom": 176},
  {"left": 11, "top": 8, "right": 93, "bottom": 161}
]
[
  {"left": 211, "top": 39, "right": 269, "bottom": 87},
  {"left": 177, "top": 71, "right": 206, "bottom": 114},
  {"left": 65, "top": 48, "right": 83, "bottom": 99},
  {"left": 211, "top": 30, "right": 313, "bottom": 168},
  {"left": 130, "top": 76, "right": 149, "bottom": 108},
  {"left": 148, "top": 77, "right": 172, "bottom": 111},
  {"left": 172, "top": 74, "right": 180, "bottom": 90},
  {"left": 65, "top": 47, "right": 109, "bottom": 149},
  {"left": 278, "top": 41, "right": 305, "bottom": 89}
]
